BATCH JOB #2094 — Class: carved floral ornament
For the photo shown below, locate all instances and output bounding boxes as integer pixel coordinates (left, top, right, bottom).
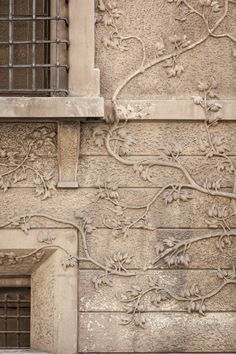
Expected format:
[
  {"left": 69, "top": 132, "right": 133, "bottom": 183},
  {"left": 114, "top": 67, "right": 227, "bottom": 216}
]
[
  {"left": 0, "top": 126, "right": 57, "bottom": 199},
  {"left": 0, "top": 0, "right": 236, "bottom": 329}
]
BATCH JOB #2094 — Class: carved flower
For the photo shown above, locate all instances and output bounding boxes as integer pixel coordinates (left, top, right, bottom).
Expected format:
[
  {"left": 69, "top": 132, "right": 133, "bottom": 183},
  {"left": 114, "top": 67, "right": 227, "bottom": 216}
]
[
  {"left": 169, "top": 33, "right": 191, "bottom": 48},
  {"left": 197, "top": 81, "right": 209, "bottom": 91},
  {"left": 155, "top": 38, "right": 166, "bottom": 56},
  {"left": 61, "top": 256, "right": 78, "bottom": 270},
  {"left": 211, "top": 0, "right": 221, "bottom": 12}
]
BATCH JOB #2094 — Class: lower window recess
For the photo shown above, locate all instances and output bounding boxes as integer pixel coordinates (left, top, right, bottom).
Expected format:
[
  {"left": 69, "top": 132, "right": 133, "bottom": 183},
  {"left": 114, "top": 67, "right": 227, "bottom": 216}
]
[{"left": 0, "top": 287, "right": 30, "bottom": 349}]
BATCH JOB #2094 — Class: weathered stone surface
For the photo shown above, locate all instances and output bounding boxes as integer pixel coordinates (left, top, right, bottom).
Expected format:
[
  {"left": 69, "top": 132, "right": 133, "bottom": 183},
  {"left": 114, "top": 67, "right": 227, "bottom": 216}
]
[
  {"left": 80, "top": 121, "right": 236, "bottom": 156},
  {"left": 78, "top": 155, "right": 236, "bottom": 188},
  {"left": 79, "top": 270, "right": 236, "bottom": 312},
  {"left": 79, "top": 312, "right": 236, "bottom": 352},
  {"left": 0, "top": 188, "right": 234, "bottom": 229},
  {"left": 2, "top": 154, "right": 236, "bottom": 189},
  {"left": 79, "top": 229, "right": 236, "bottom": 270}
]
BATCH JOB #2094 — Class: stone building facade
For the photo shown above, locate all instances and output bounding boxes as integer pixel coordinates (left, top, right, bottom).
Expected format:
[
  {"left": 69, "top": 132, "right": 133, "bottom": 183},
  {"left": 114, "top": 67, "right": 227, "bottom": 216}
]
[{"left": 0, "top": 0, "right": 235, "bottom": 353}]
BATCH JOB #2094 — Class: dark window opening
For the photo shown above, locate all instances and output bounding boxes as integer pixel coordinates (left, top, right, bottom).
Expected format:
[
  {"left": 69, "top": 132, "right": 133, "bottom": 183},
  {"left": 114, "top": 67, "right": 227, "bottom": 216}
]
[
  {"left": 0, "top": 0, "right": 69, "bottom": 96},
  {"left": 0, "top": 287, "right": 30, "bottom": 349}
]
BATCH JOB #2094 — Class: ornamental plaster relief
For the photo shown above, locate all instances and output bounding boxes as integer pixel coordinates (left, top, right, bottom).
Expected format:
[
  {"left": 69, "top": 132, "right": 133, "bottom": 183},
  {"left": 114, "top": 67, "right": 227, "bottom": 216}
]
[
  {"left": 0, "top": 0, "right": 235, "bottom": 352},
  {"left": 0, "top": 92, "right": 236, "bottom": 335},
  {"left": 0, "top": 124, "right": 57, "bottom": 199},
  {"left": 96, "top": 0, "right": 236, "bottom": 100}
]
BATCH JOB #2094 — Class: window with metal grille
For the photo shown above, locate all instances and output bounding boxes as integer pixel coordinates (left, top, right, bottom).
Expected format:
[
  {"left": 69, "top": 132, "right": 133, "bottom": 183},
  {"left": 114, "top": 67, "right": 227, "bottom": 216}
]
[
  {"left": 0, "top": 0, "right": 69, "bottom": 96},
  {"left": 0, "top": 287, "right": 30, "bottom": 349}
]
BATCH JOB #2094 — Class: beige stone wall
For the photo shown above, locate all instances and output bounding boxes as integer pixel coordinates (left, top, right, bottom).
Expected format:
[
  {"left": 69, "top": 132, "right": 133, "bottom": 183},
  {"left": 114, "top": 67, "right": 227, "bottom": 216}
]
[
  {"left": 0, "top": 0, "right": 236, "bottom": 353},
  {"left": 1, "top": 119, "right": 236, "bottom": 352}
]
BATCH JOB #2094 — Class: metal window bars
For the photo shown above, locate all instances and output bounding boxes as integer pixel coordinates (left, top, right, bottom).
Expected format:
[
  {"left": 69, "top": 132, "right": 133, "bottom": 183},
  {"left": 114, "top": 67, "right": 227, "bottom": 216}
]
[
  {"left": 0, "top": 287, "right": 30, "bottom": 348},
  {"left": 0, "top": 0, "right": 69, "bottom": 96}
]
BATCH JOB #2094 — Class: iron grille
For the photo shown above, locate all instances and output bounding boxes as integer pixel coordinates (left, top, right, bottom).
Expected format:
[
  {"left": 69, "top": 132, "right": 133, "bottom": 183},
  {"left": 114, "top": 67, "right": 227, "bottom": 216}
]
[
  {"left": 0, "top": 0, "right": 69, "bottom": 96},
  {"left": 0, "top": 287, "right": 30, "bottom": 348}
]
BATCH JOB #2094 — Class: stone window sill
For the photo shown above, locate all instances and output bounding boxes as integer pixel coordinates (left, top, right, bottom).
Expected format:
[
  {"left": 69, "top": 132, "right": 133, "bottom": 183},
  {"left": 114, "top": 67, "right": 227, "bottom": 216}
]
[
  {"left": 0, "top": 351, "right": 51, "bottom": 354},
  {"left": 0, "top": 97, "right": 104, "bottom": 119}
]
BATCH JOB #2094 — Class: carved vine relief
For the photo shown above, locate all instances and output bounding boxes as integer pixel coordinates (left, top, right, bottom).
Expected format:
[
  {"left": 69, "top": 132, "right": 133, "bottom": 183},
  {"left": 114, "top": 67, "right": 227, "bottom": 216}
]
[
  {"left": 96, "top": 0, "right": 236, "bottom": 116},
  {"left": 0, "top": 126, "right": 57, "bottom": 199},
  {"left": 0, "top": 0, "right": 236, "bottom": 329}
]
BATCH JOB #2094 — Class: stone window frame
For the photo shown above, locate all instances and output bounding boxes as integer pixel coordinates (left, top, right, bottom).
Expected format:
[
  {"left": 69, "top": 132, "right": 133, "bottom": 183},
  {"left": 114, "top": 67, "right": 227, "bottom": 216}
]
[
  {"left": 0, "top": 0, "right": 69, "bottom": 96},
  {"left": 0, "top": 0, "right": 103, "bottom": 104},
  {"left": 0, "top": 228, "right": 78, "bottom": 354}
]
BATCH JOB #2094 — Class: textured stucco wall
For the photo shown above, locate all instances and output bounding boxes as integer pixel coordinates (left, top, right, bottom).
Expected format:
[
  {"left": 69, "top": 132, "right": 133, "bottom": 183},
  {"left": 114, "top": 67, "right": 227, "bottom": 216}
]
[{"left": 96, "top": 0, "right": 236, "bottom": 99}]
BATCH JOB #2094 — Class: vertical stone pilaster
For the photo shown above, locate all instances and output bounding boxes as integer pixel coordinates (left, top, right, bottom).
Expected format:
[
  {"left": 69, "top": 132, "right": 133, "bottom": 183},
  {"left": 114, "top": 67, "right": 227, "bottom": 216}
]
[{"left": 57, "top": 121, "right": 80, "bottom": 188}]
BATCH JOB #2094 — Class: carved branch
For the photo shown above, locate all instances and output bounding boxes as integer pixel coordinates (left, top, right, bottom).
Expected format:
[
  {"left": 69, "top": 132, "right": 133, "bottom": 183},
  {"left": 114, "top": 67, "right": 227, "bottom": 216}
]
[
  {"left": 104, "top": 131, "right": 236, "bottom": 201},
  {"left": 0, "top": 212, "right": 137, "bottom": 278},
  {"left": 0, "top": 126, "right": 57, "bottom": 199},
  {"left": 119, "top": 277, "right": 236, "bottom": 327}
]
